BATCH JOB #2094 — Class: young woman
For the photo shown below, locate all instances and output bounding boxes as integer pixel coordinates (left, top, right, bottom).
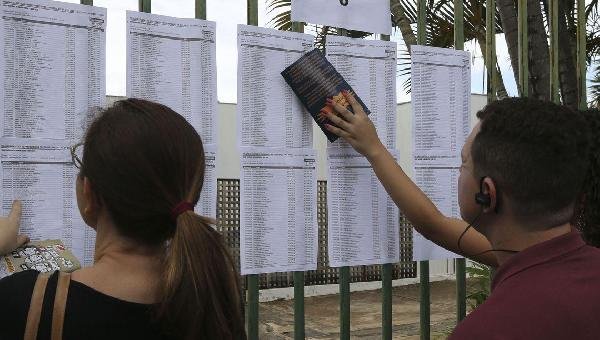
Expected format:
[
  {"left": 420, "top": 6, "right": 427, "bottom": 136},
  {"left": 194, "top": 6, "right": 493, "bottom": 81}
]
[{"left": 0, "top": 99, "right": 246, "bottom": 339}]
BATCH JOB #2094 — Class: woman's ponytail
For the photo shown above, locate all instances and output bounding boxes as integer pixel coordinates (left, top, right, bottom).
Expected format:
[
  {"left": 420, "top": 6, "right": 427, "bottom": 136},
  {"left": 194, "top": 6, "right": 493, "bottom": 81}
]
[
  {"left": 81, "top": 99, "right": 246, "bottom": 338},
  {"left": 158, "top": 212, "right": 245, "bottom": 339}
]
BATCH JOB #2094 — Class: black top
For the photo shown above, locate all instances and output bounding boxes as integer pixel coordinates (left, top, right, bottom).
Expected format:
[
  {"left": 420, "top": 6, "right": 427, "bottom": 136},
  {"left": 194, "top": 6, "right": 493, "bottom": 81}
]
[{"left": 0, "top": 270, "right": 166, "bottom": 340}]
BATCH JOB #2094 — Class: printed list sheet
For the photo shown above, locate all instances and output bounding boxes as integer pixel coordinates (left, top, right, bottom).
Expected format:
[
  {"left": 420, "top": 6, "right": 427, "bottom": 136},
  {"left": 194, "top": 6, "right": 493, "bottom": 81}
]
[
  {"left": 237, "top": 25, "right": 313, "bottom": 148},
  {"left": 411, "top": 45, "right": 471, "bottom": 261},
  {"left": 240, "top": 148, "right": 317, "bottom": 275},
  {"left": 0, "top": 0, "right": 106, "bottom": 266},
  {"left": 325, "top": 35, "right": 397, "bottom": 151},
  {"left": 327, "top": 150, "right": 400, "bottom": 267},
  {"left": 126, "top": 11, "right": 217, "bottom": 145},
  {"left": 127, "top": 11, "right": 218, "bottom": 219},
  {"left": 324, "top": 35, "right": 400, "bottom": 267}
]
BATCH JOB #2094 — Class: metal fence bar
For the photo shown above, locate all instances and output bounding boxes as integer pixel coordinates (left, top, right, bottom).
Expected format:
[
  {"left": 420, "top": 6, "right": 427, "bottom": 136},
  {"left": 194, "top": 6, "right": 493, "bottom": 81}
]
[
  {"left": 381, "top": 33, "right": 394, "bottom": 340},
  {"left": 247, "top": 0, "right": 258, "bottom": 28},
  {"left": 247, "top": 275, "right": 260, "bottom": 340},
  {"left": 336, "top": 26, "right": 351, "bottom": 340},
  {"left": 517, "top": 0, "right": 528, "bottom": 97},
  {"left": 289, "top": 21, "right": 306, "bottom": 340},
  {"left": 486, "top": 0, "right": 497, "bottom": 102},
  {"left": 245, "top": 3, "right": 259, "bottom": 340},
  {"left": 379, "top": 33, "right": 393, "bottom": 340},
  {"left": 196, "top": 0, "right": 206, "bottom": 20},
  {"left": 138, "top": 0, "right": 151, "bottom": 13},
  {"left": 454, "top": 0, "right": 464, "bottom": 50},
  {"left": 382, "top": 263, "right": 393, "bottom": 339},
  {"left": 293, "top": 271, "right": 305, "bottom": 339},
  {"left": 454, "top": 0, "right": 467, "bottom": 324},
  {"left": 577, "top": 0, "right": 587, "bottom": 109},
  {"left": 419, "top": 262, "right": 430, "bottom": 340},
  {"left": 417, "top": 1, "right": 430, "bottom": 339},
  {"left": 339, "top": 266, "right": 351, "bottom": 340},
  {"left": 549, "top": 0, "right": 559, "bottom": 103},
  {"left": 417, "top": 0, "right": 426, "bottom": 45}
]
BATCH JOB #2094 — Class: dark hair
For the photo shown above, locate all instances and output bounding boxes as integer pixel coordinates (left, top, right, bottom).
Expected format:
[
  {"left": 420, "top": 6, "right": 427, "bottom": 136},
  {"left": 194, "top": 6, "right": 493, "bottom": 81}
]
[
  {"left": 576, "top": 109, "right": 600, "bottom": 247},
  {"left": 81, "top": 99, "right": 245, "bottom": 339},
  {"left": 472, "top": 97, "right": 590, "bottom": 224}
]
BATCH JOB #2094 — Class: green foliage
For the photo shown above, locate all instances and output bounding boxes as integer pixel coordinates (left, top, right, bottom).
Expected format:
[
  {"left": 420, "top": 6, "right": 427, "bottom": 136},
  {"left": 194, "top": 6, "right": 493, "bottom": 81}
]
[
  {"left": 466, "top": 262, "right": 491, "bottom": 311},
  {"left": 265, "top": 0, "right": 600, "bottom": 105}
]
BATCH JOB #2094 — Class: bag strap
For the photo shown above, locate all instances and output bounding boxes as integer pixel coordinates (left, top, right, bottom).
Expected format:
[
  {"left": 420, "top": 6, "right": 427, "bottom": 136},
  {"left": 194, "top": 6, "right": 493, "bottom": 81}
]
[
  {"left": 24, "top": 272, "right": 51, "bottom": 340},
  {"left": 51, "top": 271, "right": 71, "bottom": 340}
]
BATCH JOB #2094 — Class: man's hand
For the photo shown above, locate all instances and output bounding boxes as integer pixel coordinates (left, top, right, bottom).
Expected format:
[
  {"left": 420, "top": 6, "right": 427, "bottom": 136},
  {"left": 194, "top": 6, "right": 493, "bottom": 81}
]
[
  {"left": 324, "top": 91, "right": 387, "bottom": 159},
  {"left": 0, "top": 201, "right": 29, "bottom": 255}
]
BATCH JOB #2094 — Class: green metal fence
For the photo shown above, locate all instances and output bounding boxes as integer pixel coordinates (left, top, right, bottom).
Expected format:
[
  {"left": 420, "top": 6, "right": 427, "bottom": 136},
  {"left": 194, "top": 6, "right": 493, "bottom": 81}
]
[{"left": 80, "top": 0, "right": 589, "bottom": 339}]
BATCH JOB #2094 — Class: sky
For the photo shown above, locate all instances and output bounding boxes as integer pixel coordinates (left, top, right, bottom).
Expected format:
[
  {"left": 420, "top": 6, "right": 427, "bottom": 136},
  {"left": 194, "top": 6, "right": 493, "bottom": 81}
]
[{"left": 58, "top": 0, "right": 536, "bottom": 103}]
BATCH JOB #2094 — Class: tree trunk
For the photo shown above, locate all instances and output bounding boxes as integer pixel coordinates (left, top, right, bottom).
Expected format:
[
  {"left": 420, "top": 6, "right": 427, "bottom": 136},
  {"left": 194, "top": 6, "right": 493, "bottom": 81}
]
[
  {"left": 526, "top": 0, "right": 551, "bottom": 100},
  {"left": 557, "top": 1, "right": 579, "bottom": 108},
  {"left": 496, "top": 0, "right": 520, "bottom": 89},
  {"left": 391, "top": 0, "right": 417, "bottom": 53},
  {"left": 475, "top": 27, "right": 509, "bottom": 99},
  {"left": 497, "top": 0, "right": 551, "bottom": 100}
]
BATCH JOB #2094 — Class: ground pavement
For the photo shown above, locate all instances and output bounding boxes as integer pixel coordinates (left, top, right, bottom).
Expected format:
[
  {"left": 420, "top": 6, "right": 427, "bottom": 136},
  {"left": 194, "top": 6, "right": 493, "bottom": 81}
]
[{"left": 259, "top": 280, "right": 461, "bottom": 339}]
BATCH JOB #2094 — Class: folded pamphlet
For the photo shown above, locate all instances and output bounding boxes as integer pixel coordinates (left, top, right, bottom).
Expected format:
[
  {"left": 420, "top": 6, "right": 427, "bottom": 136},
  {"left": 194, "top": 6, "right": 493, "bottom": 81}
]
[
  {"left": 0, "top": 240, "right": 81, "bottom": 279},
  {"left": 281, "top": 48, "right": 370, "bottom": 142}
]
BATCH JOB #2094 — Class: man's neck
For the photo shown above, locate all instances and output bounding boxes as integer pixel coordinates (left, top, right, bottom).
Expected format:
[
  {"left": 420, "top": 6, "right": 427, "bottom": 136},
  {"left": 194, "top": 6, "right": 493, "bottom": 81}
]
[{"left": 488, "top": 220, "right": 572, "bottom": 266}]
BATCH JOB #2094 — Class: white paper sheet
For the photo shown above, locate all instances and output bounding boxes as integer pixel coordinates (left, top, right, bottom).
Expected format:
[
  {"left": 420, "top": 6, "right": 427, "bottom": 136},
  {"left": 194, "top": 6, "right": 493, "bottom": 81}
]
[
  {"left": 326, "top": 35, "right": 397, "bottom": 151},
  {"left": 126, "top": 11, "right": 217, "bottom": 145},
  {"left": 237, "top": 25, "right": 313, "bottom": 148},
  {"left": 412, "top": 167, "right": 461, "bottom": 260},
  {"left": 195, "top": 144, "right": 217, "bottom": 219},
  {"left": 0, "top": 0, "right": 106, "bottom": 266},
  {"left": 327, "top": 149, "right": 399, "bottom": 267},
  {"left": 0, "top": 0, "right": 106, "bottom": 141},
  {"left": 291, "top": 0, "right": 392, "bottom": 35},
  {"left": 240, "top": 148, "right": 317, "bottom": 275},
  {"left": 411, "top": 45, "right": 470, "bottom": 261},
  {"left": 0, "top": 139, "right": 95, "bottom": 266}
]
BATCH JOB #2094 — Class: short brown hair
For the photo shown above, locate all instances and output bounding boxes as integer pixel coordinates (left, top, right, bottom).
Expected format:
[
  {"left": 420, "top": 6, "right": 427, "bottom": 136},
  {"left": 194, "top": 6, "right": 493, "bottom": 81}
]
[{"left": 472, "top": 98, "right": 590, "bottom": 222}]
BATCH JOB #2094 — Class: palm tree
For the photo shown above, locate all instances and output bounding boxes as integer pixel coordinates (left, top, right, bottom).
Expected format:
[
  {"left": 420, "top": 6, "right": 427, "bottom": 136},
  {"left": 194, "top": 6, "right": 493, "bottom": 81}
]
[{"left": 267, "top": 0, "right": 600, "bottom": 108}]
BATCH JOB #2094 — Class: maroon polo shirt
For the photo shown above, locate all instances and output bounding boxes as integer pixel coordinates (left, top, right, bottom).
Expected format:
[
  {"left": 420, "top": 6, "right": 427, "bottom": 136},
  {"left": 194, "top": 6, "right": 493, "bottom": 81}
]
[{"left": 449, "top": 230, "right": 600, "bottom": 340}]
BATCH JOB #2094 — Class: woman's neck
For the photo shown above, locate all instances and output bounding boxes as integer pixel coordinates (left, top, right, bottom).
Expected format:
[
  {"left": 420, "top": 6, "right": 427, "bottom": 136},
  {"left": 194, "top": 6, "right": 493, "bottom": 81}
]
[{"left": 72, "top": 214, "right": 164, "bottom": 304}]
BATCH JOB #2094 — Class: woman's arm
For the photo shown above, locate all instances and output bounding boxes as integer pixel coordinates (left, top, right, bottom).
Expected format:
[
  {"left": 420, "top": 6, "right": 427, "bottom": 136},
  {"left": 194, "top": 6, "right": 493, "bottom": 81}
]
[
  {"left": 323, "top": 93, "right": 498, "bottom": 267},
  {"left": 0, "top": 201, "right": 29, "bottom": 255}
]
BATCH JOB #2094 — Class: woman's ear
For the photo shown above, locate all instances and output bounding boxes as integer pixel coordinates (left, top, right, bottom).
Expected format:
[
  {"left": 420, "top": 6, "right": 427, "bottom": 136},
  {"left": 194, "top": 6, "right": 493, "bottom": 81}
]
[{"left": 81, "top": 177, "right": 101, "bottom": 227}]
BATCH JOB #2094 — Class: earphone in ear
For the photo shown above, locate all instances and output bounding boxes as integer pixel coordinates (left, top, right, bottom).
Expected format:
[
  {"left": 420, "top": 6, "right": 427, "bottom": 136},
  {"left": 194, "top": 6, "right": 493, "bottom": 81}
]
[{"left": 475, "top": 177, "right": 491, "bottom": 207}]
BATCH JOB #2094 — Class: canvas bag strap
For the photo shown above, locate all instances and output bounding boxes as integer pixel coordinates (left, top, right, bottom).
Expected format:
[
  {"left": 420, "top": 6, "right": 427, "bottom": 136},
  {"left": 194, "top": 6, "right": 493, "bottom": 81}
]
[
  {"left": 24, "top": 272, "right": 51, "bottom": 340},
  {"left": 51, "top": 271, "right": 71, "bottom": 340}
]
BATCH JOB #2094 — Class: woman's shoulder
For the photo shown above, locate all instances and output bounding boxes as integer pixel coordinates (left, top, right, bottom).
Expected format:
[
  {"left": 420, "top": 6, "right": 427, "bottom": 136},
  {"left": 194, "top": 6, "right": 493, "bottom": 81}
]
[
  {"left": 0, "top": 269, "right": 40, "bottom": 301},
  {"left": 0, "top": 270, "right": 43, "bottom": 339}
]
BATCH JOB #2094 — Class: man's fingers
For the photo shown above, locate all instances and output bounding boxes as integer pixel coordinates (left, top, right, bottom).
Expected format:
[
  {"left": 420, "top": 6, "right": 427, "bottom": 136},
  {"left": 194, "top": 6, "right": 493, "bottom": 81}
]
[
  {"left": 15, "top": 234, "right": 29, "bottom": 248},
  {"left": 343, "top": 91, "right": 366, "bottom": 117},
  {"left": 8, "top": 200, "right": 21, "bottom": 230},
  {"left": 325, "top": 124, "right": 351, "bottom": 139}
]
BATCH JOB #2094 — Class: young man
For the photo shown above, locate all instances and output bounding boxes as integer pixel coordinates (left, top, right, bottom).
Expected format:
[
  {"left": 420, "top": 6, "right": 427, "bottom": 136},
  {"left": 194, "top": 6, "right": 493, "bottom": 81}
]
[{"left": 325, "top": 94, "right": 600, "bottom": 338}]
